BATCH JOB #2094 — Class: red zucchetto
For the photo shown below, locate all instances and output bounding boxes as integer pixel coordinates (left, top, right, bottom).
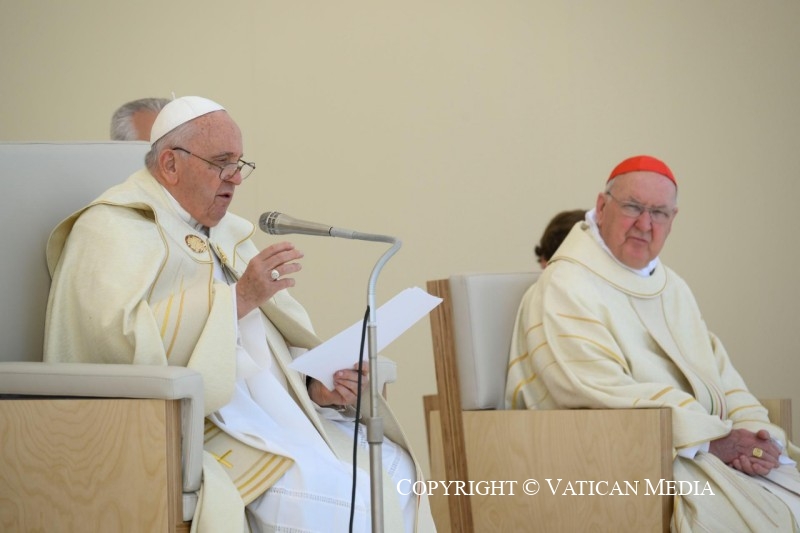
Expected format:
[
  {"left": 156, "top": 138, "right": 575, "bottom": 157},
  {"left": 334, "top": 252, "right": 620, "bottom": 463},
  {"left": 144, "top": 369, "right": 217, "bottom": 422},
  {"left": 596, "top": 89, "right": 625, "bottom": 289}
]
[{"left": 608, "top": 155, "right": 676, "bottom": 187}]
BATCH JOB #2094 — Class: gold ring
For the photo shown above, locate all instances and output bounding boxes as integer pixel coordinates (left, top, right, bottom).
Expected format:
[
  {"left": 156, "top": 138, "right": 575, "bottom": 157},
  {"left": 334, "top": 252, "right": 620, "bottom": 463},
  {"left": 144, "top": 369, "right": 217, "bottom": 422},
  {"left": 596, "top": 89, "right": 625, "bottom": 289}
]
[
  {"left": 270, "top": 269, "right": 280, "bottom": 281},
  {"left": 752, "top": 447, "right": 764, "bottom": 458}
]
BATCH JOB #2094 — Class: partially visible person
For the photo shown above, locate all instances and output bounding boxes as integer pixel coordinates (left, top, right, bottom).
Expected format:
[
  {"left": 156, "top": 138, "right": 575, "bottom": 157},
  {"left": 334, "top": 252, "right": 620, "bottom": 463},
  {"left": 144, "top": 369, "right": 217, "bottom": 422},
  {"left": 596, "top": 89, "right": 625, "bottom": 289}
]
[
  {"left": 534, "top": 209, "right": 586, "bottom": 269},
  {"left": 506, "top": 155, "right": 800, "bottom": 530},
  {"left": 110, "top": 97, "right": 170, "bottom": 141},
  {"left": 47, "top": 95, "right": 434, "bottom": 532}
]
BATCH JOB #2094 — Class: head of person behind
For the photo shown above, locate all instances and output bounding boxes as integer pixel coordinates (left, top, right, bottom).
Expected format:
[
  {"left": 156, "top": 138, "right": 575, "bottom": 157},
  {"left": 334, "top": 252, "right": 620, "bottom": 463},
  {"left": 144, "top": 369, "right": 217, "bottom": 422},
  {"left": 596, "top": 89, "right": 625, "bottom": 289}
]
[
  {"left": 594, "top": 155, "right": 679, "bottom": 270},
  {"left": 534, "top": 209, "right": 587, "bottom": 269},
  {"left": 110, "top": 97, "right": 171, "bottom": 141},
  {"left": 144, "top": 96, "right": 255, "bottom": 229}
]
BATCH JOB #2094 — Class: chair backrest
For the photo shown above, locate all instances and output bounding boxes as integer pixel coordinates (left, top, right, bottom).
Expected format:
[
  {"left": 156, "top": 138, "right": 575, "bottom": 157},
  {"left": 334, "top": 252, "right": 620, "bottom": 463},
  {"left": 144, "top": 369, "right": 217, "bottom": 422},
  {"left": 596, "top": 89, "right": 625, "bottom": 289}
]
[
  {"left": 0, "top": 142, "right": 150, "bottom": 362},
  {"left": 425, "top": 271, "right": 542, "bottom": 531},
  {"left": 448, "top": 271, "right": 539, "bottom": 409}
]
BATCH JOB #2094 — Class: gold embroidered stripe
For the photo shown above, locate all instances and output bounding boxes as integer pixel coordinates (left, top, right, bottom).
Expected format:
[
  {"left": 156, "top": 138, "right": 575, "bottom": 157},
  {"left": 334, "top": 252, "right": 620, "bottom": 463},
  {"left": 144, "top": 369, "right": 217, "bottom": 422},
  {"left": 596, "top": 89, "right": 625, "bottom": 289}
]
[
  {"left": 508, "top": 341, "right": 547, "bottom": 370},
  {"left": 727, "top": 403, "right": 763, "bottom": 418},
  {"left": 678, "top": 397, "right": 697, "bottom": 408},
  {"left": 725, "top": 388, "right": 748, "bottom": 396},
  {"left": 557, "top": 334, "right": 630, "bottom": 372},
  {"left": 237, "top": 454, "right": 294, "bottom": 505},
  {"left": 204, "top": 419, "right": 294, "bottom": 504},
  {"left": 165, "top": 289, "right": 187, "bottom": 360},
  {"left": 556, "top": 313, "right": 604, "bottom": 326},
  {"left": 650, "top": 386, "right": 673, "bottom": 401},
  {"left": 523, "top": 322, "right": 543, "bottom": 337}
]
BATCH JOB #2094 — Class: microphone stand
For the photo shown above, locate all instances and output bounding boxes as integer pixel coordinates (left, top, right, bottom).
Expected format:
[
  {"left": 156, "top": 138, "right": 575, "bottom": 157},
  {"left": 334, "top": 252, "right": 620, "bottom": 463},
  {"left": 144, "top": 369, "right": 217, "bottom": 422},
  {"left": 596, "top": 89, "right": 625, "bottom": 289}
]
[
  {"left": 260, "top": 213, "right": 400, "bottom": 531},
  {"left": 347, "top": 230, "right": 401, "bottom": 533}
]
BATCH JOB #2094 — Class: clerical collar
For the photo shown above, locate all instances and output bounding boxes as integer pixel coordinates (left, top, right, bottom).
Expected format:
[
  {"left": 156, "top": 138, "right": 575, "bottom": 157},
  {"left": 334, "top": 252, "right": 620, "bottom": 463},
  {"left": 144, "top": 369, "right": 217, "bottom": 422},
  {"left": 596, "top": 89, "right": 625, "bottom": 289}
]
[
  {"left": 160, "top": 184, "right": 208, "bottom": 235},
  {"left": 585, "top": 208, "right": 659, "bottom": 277}
]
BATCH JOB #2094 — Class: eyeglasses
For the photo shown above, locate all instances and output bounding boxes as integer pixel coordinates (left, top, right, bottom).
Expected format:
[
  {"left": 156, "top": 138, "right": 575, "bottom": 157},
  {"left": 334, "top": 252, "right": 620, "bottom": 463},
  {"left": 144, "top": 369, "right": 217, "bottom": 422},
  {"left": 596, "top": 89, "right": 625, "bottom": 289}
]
[
  {"left": 173, "top": 147, "right": 255, "bottom": 181},
  {"left": 605, "top": 191, "right": 675, "bottom": 224}
]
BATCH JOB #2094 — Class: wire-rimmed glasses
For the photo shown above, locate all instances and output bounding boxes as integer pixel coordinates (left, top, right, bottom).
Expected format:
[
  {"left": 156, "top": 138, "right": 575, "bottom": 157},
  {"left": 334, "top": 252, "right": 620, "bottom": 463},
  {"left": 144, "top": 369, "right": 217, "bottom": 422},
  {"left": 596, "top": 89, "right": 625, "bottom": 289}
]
[
  {"left": 605, "top": 191, "right": 675, "bottom": 224},
  {"left": 173, "top": 147, "right": 255, "bottom": 181}
]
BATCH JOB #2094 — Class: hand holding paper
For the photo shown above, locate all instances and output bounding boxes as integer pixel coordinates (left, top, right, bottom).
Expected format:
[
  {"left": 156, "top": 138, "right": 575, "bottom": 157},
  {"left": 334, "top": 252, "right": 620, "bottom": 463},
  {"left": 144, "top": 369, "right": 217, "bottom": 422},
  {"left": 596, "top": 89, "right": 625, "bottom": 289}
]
[{"left": 289, "top": 287, "right": 442, "bottom": 390}]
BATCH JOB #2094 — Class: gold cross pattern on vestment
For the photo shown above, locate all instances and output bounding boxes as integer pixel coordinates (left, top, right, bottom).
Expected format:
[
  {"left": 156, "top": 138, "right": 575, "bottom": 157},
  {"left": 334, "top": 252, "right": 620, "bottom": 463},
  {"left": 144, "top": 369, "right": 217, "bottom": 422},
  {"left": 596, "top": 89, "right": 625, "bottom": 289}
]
[{"left": 212, "top": 449, "right": 233, "bottom": 468}]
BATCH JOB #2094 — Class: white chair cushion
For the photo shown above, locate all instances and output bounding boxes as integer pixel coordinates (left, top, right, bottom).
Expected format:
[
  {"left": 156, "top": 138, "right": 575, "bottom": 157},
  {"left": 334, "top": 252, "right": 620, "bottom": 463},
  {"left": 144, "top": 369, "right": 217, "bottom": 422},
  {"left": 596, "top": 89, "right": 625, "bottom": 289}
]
[
  {"left": 0, "top": 141, "right": 149, "bottom": 363},
  {"left": 449, "top": 272, "right": 539, "bottom": 410}
]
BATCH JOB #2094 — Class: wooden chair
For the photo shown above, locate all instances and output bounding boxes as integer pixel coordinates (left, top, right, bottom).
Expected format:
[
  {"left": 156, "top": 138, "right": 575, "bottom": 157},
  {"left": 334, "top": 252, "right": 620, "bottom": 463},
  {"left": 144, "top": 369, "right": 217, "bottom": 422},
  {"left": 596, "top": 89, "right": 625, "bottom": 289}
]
[
  {"left": 0, "top": 362, "right": 202, "bottom": 532},
  {"left": 424, "top": 272, "right": 792, "bottom": 533},
  {"left": 0, "top": 142, "right": 203, "bottom": 532}
]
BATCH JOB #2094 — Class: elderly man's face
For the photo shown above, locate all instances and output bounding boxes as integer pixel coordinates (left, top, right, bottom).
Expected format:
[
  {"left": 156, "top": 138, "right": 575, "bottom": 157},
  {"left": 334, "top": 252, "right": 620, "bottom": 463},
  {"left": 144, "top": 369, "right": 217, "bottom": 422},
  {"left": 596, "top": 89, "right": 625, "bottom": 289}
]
[
  {"left": 170, "top": 111, "right": 244, "bottom": 227},
  {"left": 595, "top": 171, "right": 678, "bottom": 269}
]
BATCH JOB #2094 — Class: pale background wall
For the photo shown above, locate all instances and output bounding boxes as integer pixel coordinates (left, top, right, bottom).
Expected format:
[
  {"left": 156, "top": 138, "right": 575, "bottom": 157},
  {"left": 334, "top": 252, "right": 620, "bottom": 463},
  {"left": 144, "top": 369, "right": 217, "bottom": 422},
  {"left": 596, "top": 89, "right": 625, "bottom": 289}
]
[{"left": 2, "top": 1, "right": 799, "bottom": 476}]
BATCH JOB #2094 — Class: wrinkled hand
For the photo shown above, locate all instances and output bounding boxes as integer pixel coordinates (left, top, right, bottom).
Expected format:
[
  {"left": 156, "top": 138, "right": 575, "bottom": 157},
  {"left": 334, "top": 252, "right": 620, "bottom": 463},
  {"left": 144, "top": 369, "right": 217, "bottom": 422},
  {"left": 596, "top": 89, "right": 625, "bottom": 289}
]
[
  {"left": 236, "top": 242, "right": 303, "bottom": 318},
  {"left": 710, "top": 428, "right": 781, "bottom": 476},
  {"left": 308, "top": 363, "right": 370, "bottom": 407}
]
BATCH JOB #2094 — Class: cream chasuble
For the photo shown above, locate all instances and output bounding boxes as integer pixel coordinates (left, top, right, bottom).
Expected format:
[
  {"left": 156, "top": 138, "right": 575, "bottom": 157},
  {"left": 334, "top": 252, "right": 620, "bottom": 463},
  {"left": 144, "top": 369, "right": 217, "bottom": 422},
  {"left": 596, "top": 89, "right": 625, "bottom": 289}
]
[
  {"left": 505, "top": 221, "right": 800, "bottom": 532},
  {"left": 43, "top": 169, "right": 434, "bottom": 533}
]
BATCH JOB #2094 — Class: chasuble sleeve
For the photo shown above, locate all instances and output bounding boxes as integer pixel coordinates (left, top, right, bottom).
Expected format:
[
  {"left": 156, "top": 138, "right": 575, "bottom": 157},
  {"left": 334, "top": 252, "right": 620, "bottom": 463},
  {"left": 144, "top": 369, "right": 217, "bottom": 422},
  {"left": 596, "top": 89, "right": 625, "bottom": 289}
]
[
  {"left": 709, "top": 332, "right": 789, "bottom": 445},
  {"left": 44, "top": 204, "right": 237, "bottom": 413}
]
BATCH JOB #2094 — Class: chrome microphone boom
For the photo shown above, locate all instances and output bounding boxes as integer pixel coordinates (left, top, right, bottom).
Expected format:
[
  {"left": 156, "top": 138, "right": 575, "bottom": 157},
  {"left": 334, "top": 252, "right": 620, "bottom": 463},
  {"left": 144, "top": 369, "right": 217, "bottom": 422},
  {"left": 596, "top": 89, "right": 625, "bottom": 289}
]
[{"left": 259, "top": 211, "right": 392, "bottom": 242}]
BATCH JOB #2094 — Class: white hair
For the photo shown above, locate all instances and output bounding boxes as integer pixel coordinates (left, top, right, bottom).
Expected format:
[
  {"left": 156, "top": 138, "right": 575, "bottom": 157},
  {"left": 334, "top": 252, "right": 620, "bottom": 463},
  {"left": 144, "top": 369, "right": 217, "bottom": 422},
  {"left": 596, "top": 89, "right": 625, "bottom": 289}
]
[
  {"left": 144, "top": 120, "right": 197, "bottom": 173},
  {"left": 110, "top": 97, "right": 170, "bottom": 141}
]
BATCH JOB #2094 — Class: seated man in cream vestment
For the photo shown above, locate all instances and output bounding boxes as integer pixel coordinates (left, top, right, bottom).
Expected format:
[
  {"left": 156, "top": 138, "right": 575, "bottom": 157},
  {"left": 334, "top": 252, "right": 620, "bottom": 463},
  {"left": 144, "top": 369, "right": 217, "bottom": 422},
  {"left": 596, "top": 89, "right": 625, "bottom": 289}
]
[
  {"left": 44, "top": 96, "right": 434, "bottom": 533},
  {"left": 505, "top": 155, "right": 800, "bottom": 531}
]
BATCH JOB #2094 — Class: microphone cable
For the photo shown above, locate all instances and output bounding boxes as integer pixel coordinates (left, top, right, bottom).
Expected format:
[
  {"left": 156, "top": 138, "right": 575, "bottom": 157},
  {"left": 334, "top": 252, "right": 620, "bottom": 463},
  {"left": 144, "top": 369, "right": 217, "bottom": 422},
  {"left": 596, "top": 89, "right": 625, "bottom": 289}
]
[{"left": 349, "top": 305, "right": 370, "bottom": 532}]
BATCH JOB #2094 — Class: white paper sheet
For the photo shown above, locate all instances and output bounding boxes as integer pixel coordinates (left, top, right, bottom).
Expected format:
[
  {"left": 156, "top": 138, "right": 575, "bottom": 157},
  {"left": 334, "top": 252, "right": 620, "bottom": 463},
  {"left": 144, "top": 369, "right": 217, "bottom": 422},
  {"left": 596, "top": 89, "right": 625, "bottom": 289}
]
[{"left": 288, "top": 286, "right": 442, "bottom": 389}]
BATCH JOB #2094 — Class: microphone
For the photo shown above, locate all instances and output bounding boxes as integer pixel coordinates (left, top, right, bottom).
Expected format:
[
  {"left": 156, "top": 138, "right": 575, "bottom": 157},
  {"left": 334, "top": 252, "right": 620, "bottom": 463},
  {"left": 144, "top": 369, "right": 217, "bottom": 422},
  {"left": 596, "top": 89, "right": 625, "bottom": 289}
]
[
  {"left": 259, "top": 211, "right": 366, "bottom": 240},
  {"left": 261, "top": 211, "right": 334, "bottom": 237}
]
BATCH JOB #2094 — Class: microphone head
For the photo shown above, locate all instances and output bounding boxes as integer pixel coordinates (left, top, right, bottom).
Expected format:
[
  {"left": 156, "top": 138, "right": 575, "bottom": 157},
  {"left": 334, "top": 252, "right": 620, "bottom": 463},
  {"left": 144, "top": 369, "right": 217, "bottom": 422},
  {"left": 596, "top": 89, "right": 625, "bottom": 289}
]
[
  {"left": 258, "top": 211, "right": 334, "bottom": 237},
  {"left": 259, "top": 211, "right": 283, "bottom": 235}
]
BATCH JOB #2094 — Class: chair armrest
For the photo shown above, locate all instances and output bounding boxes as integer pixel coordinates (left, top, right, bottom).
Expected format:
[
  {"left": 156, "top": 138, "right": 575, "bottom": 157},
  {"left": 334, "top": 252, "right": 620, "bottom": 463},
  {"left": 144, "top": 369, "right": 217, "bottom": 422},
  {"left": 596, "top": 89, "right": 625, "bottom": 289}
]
[{"left": 0, "top": 362, "right": 204, "bottom": 494}]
